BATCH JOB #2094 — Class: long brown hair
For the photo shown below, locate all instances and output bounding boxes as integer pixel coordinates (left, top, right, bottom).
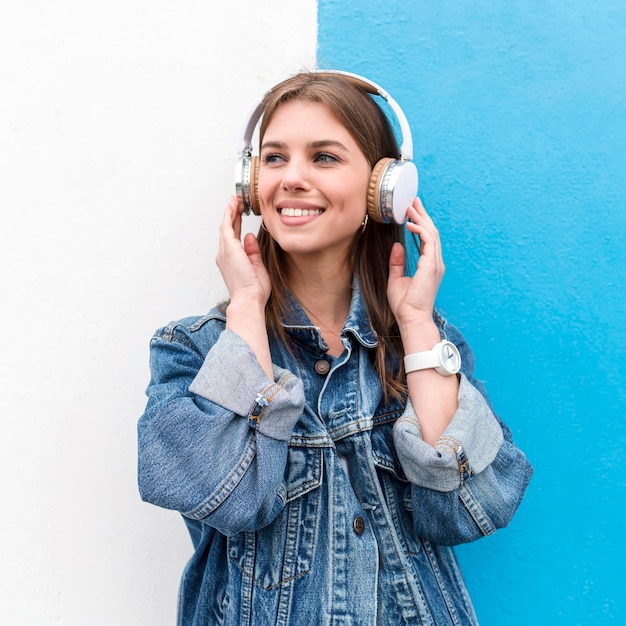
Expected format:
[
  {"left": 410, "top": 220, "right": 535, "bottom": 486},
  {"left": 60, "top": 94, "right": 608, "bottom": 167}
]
[{"left": 256, "top": 72, "right": 407, "bottom": 401}]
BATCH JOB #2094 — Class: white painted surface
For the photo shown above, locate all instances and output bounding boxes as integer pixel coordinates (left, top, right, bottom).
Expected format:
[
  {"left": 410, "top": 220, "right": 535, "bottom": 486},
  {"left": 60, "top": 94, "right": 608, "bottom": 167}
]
[{"left": 0, "top": 2, "right": 316, "bottom": 623}]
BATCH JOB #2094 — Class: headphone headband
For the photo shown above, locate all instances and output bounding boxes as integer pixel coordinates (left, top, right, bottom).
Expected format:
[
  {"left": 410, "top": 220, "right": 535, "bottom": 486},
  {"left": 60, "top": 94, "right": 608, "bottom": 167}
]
[{"left": 237, "top": 69, "right": 414, "bottom": 161}]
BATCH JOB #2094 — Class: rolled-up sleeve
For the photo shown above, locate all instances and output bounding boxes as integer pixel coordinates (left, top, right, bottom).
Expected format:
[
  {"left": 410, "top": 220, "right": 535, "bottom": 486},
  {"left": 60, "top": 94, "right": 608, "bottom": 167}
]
[
  {"left": 189, "top": 329, "right": 303, "bottom": 442},
  {"left": 393, "top": 373, "right": 504, "bottom": 492},
  {"left": 138, "top": 322, "right": 305, "bottom": 536},
  {"left": 392, "top": 316, "right": 533, "bottom": 545}
]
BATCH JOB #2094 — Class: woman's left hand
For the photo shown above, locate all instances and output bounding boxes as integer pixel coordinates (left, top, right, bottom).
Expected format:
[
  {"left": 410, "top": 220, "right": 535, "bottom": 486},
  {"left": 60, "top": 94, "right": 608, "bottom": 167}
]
[
  {"left": 387, "top": 198, "right": 445, "bottom": 330},
  {"left": 388, "top": 198, "right": 458, "bottom": 445}
]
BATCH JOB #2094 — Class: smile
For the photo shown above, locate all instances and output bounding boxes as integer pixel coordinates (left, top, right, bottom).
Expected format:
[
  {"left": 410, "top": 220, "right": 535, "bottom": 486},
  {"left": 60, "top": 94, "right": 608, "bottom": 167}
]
[{"left": 279, "top": 207, "right": 323, "bottom": 217}]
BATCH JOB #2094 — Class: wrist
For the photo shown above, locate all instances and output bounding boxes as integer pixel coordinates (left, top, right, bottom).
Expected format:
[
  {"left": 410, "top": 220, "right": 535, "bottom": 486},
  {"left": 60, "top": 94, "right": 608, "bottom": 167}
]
[
  {"left": 227, "top": 296, "right": 266, "bottom": 315},
  {"left": 226, "top": 298, "right": 266, "bottom": 329},
  {"left": 225, "top": 299, "right": 273, "bottom": 379},
  {"left": 398, "top": 320, "right": 441, "bottom": 355}
]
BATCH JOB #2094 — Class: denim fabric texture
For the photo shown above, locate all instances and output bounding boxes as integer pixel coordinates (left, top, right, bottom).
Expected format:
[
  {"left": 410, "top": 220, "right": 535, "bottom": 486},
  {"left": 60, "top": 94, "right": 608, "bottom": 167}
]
[{"left": 137, "top": 278, "right": 533, "bottom": 625}]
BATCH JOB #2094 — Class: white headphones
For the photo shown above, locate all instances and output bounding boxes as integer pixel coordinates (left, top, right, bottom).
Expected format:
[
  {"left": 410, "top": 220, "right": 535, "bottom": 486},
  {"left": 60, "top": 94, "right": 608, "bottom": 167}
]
[{"left": 235, "top": 69, "right": 418, "bottom": 225}]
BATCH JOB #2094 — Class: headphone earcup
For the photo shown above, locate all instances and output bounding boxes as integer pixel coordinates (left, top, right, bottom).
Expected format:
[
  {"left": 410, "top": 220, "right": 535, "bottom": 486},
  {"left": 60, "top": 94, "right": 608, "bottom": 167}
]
[
  {"left": 367, "top": 158, "right": 394, "bottom": 223},
  {"left": 367, "top": 158, "right": 418, "bottom": 224},
  {"left": 249, "top": 156, "right": 261, "bottom": 215},
  {"left": 235, "top": 155, "right": 251, "bottom": 214}
]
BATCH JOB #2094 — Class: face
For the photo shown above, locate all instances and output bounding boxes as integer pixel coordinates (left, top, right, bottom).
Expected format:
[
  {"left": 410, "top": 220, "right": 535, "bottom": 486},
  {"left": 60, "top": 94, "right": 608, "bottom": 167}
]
[{"left": 257, "top": 99, "right": 371, "bottom": 262}]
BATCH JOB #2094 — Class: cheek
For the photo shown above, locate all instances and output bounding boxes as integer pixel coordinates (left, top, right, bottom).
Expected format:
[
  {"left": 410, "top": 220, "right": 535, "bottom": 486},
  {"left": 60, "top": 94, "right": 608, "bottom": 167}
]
[
  {"left": 256, "top": 169, "right": 277, "bottom": 209},
  {"left": 344, "top": 169, "right": 371, "bottom": 211}
]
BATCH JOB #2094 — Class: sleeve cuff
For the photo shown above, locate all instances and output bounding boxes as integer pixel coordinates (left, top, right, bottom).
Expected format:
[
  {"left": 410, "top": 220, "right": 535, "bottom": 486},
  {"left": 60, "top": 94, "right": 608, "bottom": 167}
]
[
  {"left": 393, "top": 373, "right": 504, "bottom": 491},
  {"left": 189, "top": 330, "right": 305, "bottom": 441}
]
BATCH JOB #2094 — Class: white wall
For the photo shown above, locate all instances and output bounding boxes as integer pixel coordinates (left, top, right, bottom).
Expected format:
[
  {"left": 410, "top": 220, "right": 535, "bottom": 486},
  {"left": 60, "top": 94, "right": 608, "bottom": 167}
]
[{"left": 0, "top": 2, "right": 316, "bottom": 623}]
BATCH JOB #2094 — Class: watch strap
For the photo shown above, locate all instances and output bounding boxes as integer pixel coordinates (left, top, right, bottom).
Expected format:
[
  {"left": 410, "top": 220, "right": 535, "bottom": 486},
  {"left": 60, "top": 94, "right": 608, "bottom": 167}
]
[{"left": 404, "top": 348, "right": 440, "bottom": 373}]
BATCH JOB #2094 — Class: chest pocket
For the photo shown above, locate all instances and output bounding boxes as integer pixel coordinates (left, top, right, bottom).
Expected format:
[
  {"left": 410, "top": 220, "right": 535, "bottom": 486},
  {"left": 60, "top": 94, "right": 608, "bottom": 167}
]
[{"left": 228, "top": 446, "right": 323, "bottom": 590}]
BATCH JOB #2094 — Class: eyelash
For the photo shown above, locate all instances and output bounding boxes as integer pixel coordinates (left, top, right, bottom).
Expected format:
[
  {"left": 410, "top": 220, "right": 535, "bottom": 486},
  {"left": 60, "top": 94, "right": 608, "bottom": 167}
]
[
  {"left": 261, "top": 153, "right": 283, "bottom": 165},
  {"left": 315, "top": 152, "right": 338, "bottom": 163},
  {"left": 260, "top": 152, "right": 340, "bottom": 165}
]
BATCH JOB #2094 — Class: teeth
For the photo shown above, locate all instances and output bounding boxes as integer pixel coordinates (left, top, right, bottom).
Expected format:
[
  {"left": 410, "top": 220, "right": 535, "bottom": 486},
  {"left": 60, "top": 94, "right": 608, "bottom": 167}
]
[{"left": 280, "top": 207, "right": 322, "bottom": 217}]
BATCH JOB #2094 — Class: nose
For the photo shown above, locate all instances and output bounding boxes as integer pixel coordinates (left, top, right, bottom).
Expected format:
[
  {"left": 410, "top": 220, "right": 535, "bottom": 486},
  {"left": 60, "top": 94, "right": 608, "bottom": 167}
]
[{"left": 280, "top": 157, "right": 310, "bottom": 192}]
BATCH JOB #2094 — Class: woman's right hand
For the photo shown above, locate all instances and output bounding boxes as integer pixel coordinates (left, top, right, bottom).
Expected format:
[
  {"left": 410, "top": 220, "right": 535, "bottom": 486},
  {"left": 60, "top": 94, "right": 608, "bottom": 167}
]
[
  {"left": 216, "top": 197, "right": 274, "bottom": 378},
  {"left": 216, "top": 196, "right": 271, "bottom": 309}
]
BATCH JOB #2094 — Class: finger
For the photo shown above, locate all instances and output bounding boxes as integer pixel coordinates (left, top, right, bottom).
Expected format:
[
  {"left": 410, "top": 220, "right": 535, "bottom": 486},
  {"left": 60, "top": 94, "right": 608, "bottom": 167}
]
[
  {"left": 406, "top": 201, "right": 442, "bottom": 257},
  {"left": 405, "top": 223, "right": 444, "bottom": 279},
  {"left": 220, "top": 197, "right": 236, "bottom": 235},
  {"left": 219, "top": 197, "right": 244, "bottom": 247},
  {"left": 244, "top": 233, "right": 271, "bottom": 298},
  {"left": 408, "top": 199, "right": 437, "bottom": 231},
  {"left": 217, "top": 198, "right": 244, "bottom": 271},
  {"left": 243, "top": 232, "right": 261, "bottom": 262},
  {"left": 388, "top": 241, "right": 406, "bottom": 280},
  {"left": 228, "top": 195, "right": 242, "bottom": 240}
]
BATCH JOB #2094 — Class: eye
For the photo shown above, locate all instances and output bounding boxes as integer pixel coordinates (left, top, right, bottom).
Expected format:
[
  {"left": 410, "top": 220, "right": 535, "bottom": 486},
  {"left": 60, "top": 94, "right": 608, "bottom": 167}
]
[
  {"left": 261, "top": 153, "right": 285, "bottom": 165},
  {"left": 314, "top": 152, "right": 339, "bottom": 164}
]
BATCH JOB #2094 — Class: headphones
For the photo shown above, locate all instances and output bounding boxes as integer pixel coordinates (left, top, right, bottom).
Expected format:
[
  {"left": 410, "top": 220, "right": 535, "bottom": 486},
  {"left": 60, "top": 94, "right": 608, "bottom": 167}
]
[{"left": 234, "top": 70, "right": 418, "bottom": 225}]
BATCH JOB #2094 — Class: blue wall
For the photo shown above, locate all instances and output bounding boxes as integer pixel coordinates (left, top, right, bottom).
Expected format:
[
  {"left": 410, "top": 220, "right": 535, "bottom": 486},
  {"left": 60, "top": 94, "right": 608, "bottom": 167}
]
[{"left": 318, "top": 2, "right": 626, "bottom": 624}]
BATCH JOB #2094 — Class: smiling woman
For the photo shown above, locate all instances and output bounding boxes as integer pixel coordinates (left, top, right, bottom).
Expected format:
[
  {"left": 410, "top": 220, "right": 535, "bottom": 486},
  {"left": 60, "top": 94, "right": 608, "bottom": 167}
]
[{"left": 137, "top": 70, "right": 533, "bottom": 625}]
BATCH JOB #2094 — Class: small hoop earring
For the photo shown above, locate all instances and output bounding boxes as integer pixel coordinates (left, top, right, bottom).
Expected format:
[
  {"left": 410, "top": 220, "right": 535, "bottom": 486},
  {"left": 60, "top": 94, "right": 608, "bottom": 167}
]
[
  {"left": 360, "top": 214, "right": 369, "bottom": 234},
  {"left": 260, "top": 220, "right": 268, "bottom": 232}
]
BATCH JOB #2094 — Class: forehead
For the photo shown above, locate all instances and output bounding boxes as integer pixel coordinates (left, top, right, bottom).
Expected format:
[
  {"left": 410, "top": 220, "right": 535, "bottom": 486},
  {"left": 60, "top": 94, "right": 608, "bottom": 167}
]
[{"left": 263, "top": 99, "right": 352, "bottom": 141}]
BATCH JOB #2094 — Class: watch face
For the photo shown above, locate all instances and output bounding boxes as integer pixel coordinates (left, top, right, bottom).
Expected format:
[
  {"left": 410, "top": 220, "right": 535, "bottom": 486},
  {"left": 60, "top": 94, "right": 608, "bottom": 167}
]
[{"left": 441, "top": 342, "right": 461, "bottom": 373}]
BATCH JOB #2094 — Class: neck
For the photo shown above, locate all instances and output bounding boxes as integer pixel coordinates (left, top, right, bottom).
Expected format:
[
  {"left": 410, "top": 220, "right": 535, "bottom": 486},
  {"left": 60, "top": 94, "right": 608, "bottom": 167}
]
[{"left": 289, "top": 262, "right": 352, "bottom": 317}]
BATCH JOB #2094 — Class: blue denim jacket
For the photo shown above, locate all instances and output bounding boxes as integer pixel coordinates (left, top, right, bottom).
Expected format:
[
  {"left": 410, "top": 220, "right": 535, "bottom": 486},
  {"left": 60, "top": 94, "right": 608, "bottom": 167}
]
[{"left": 138, "top": 279, "right": 532, "bottom": 625}]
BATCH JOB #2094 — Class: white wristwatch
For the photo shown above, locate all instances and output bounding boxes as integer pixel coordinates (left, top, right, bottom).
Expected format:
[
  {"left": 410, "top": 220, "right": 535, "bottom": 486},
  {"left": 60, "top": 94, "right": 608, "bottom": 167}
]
[{"left": 404, "top": 340, "right": 461, "bottom": 376}]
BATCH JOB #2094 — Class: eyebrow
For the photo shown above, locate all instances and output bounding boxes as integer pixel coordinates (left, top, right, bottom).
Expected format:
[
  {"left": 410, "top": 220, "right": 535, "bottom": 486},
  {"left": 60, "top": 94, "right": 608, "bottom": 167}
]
[{"left": 260, "top": 139, "right": 350, "bottom": 151}]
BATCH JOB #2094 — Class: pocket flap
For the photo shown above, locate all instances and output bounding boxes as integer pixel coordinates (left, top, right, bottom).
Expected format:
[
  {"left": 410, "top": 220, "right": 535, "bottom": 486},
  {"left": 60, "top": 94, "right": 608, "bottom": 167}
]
[{"left": 285, "top": 446, "right": 323, "bottom": 502}]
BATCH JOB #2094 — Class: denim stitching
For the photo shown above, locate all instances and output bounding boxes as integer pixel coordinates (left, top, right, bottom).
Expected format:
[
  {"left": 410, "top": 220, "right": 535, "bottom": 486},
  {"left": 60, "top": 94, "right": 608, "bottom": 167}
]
[
  {"left": 185, "top": 438, "right": 257, "bottom": 519},
  {"left": 458, "top": 483, "right": 497, "bottom": 536}
]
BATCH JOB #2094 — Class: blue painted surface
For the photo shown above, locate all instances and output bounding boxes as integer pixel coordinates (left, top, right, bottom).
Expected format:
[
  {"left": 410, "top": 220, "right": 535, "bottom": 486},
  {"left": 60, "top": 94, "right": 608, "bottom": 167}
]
[{"left": 318, "top": 2, "right": 626, "bottom": 624}]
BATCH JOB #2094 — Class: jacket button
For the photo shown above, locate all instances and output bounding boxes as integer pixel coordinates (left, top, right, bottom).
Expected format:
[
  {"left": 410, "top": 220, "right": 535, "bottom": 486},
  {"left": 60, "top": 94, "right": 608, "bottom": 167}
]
[
  {"left": 353, "top": 516, "right": 365, "bottom": 535},
  {"left": 314, "top": 359, "right": 330, "bottom": 375}
]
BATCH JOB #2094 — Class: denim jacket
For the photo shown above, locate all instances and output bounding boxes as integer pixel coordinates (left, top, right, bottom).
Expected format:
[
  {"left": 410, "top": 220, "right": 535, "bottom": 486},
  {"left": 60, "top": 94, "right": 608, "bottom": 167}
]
[{"left": 138, "top": 278, "right": 532, "bottom": 625}]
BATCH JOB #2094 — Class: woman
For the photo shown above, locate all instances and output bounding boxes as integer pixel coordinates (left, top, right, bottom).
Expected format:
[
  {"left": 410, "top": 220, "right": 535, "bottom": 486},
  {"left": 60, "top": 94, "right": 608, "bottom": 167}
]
[{"left": 138, "top": 71, "right": 532, "bottom": 625}]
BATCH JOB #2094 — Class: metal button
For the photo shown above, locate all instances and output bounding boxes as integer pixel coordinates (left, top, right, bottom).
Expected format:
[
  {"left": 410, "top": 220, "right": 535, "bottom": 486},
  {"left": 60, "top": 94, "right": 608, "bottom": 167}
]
[
  {"left": 353, "top": 516, "right": 365, "bottom": 535},
  {"left": 314, "top": 359, "right": 330, "bottom": 375}
]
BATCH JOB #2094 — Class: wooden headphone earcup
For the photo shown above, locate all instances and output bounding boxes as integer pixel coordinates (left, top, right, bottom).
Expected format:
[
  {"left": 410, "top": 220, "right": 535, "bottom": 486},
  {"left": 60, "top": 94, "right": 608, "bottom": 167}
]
[
  {"left": 367, "top": 158, "right": 393, "bottom": 223},
  {"left": 249, "top": 156, "right": 261, "bottom": 215}
]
